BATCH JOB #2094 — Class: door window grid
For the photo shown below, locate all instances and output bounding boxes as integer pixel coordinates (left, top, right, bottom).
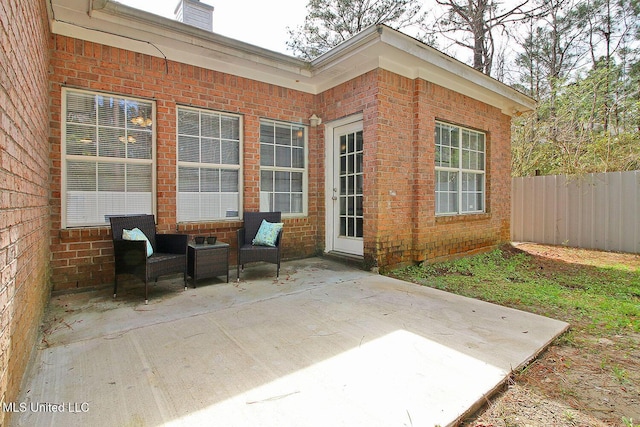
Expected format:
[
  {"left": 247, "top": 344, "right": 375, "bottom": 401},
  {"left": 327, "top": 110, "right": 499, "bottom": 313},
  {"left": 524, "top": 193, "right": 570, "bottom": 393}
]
[
  {"left": 435, "top": 122, "right": 485, "bottom": 215},
  {"left": 339, "top": 131, "right": 364, "bottom": 238}
]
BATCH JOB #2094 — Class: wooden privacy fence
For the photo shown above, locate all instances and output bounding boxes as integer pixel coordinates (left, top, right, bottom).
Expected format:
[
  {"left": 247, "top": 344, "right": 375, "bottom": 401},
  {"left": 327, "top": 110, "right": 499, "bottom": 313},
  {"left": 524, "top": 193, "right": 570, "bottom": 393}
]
[{"left": 511, "top": 171, "right": 640, "bottom": 254}]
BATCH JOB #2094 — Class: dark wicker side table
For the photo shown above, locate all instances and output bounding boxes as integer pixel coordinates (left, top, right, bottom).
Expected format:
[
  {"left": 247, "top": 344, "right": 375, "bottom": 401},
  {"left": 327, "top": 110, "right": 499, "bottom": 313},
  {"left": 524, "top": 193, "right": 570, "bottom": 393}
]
[{"left": 187, "top": 242, "right": 230, "bottom": 286}]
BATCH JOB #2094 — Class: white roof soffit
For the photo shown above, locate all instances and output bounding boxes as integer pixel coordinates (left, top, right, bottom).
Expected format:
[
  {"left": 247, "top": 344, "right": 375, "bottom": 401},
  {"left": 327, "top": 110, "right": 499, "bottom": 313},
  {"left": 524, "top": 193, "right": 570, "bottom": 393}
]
[
  {"left": 311, "top": 26, "right": 536, "bottom": 115},
  {"left": 49, "top": 0, "right": 315, "bottom": 91},
  {"left": 49, "top": 0, "right": 535, "bottom": 115}
]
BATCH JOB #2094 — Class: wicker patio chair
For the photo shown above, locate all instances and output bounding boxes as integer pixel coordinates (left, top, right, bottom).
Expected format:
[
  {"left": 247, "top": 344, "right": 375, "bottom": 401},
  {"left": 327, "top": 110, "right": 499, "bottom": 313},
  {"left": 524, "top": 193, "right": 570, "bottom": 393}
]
[
  {"left": 109, "top": 215, "right": 188, "bottom": 304},
  {"left": 236, "top": 211, "right": 283, "bottom": 281}
]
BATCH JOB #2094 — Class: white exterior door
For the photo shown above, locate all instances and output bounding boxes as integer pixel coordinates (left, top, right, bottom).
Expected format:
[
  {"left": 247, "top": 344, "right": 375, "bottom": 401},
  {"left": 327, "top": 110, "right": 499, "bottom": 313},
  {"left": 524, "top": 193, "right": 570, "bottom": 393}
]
[{"left": 327, "top": 120, "right": 364, "bottom": 256}]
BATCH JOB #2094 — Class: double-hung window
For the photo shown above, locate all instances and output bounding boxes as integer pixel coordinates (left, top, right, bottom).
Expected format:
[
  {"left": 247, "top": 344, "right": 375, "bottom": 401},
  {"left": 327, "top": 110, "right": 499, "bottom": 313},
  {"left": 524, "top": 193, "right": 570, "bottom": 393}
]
[
  {"left": 62, "top": 89, "right": 154, "bottom": 227},
  {"left": 435, "top": 122, "right": 486, "bottom": 215},
  {"left": 177, "top": 107, "right": 241, "bottom": 221},
  {"left": 259, "top": 120, "right": 307, "bottom": 215}
]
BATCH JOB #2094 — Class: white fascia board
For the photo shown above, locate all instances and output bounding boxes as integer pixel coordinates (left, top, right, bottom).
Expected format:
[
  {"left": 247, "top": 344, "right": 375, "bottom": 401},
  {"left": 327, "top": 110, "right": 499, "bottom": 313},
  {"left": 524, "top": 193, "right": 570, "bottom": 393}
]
[
  {"left": 310, "top": 25, "right": 535, "bottom": 115},
  {"left": 376, "top": 27, "right": 536, "bottom": 114},
  {"left": 310, "top": 28, "right": 385, "bottom": 93},
  {"left": 50, "top": 1, "right": 535, "bottom": 113},
  {"left": 51, "top": 0, "right": 317, "bottom": 92}
]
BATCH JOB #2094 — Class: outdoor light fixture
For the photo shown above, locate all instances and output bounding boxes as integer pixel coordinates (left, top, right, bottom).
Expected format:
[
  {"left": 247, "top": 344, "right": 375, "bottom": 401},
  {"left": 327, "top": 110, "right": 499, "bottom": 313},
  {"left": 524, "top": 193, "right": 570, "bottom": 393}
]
[{"left": 309, "top": 114, "right": 322, "bottom": 127}]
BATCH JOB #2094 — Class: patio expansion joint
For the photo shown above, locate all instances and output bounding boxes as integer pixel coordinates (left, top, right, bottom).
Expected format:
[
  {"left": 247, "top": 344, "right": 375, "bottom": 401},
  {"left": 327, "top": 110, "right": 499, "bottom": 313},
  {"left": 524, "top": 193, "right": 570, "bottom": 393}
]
[
  {"left": 58, "top": 279, "right": 346, "bottom": 347},
  {"left": 13, "top": 258, "right": 570, "bottom": 427}
]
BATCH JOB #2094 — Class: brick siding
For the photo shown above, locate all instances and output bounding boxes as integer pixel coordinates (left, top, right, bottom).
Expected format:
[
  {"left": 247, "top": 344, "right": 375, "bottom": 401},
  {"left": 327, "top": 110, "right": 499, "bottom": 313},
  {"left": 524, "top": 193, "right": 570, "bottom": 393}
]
[
  {"left": 409, "top": 78, "right": 512, "bottom": 267},
  {"left": 4, "top": 6, "right": 515, "bottom": 422},
  {"left": 318, "top": 70, "right": 511, "bottom": 270},
  {"left": 49, "top": 36, "right": 320, "bottom": 290},
  {"left": 0, "top": 0, "right": 51, "bottom": 424},
  {"left": 49, "top": 37, "right": 512, "bottom": 288}
]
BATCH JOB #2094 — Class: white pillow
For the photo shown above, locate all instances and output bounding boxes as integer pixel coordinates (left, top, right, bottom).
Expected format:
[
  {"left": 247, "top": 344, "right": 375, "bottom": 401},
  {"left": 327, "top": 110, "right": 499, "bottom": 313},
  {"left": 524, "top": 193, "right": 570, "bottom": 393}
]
[{"left": 122, "top": 227, "right": 153, "bottom": 257}]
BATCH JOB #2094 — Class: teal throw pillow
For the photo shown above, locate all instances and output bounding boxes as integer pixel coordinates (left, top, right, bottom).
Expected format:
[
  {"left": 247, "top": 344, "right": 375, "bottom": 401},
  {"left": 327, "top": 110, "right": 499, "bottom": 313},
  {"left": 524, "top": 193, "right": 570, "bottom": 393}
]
[
  {"left": 122, "top": 227, "right": 154, "bottom": 257},
  {"left": 252, "top": 219, "right": 283, "bottom": 247}
]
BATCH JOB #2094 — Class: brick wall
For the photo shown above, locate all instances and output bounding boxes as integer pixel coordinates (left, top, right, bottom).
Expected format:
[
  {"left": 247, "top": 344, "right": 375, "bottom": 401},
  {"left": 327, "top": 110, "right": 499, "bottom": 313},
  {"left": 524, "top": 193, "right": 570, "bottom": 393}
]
[
  {"left": 373, "top": 70, "right": 416, "bottom": 268},
  {"left": 408, "top": 78, "right": 512, "bottom": 267},
  {"left": 316, "top": 70, "right": 511, "bottom": 270},
  {"left": 0, "top": 0, "right": 51, "bottom": 424},
  {"left": 315, "top": 71, "right": 380, "bottom": 268},
  {"left": 49, "top": 35, "right": 513, "bottom": 289},
  {"left": 49, "top": 36, "right": 320, "bottom": 291}
]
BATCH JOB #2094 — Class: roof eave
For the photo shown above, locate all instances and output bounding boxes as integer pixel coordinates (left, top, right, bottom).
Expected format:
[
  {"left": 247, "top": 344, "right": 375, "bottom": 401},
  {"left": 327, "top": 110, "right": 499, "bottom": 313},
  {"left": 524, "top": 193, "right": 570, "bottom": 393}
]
[
  {"left": 49, "top": 1, "right": 536, "bottom": 114},
  {"left": 52, "top": 0, "right": 316, "bottom": 91}
]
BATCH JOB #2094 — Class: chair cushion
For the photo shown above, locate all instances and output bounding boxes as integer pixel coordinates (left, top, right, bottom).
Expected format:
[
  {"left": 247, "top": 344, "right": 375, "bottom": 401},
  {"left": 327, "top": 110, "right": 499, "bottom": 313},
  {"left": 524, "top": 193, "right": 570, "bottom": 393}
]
[
  {"left": 123, "top": 227, "right": 154, "bottom": 257},
  {"left": 252, "top": 219, "right": 283, "bottom": 247}
]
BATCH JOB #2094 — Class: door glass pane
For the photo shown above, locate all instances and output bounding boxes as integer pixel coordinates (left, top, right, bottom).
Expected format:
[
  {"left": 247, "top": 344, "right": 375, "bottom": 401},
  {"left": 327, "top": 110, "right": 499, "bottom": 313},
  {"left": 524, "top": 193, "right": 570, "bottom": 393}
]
[{"left": 338, "top": 130, "right": 363, "bottom": 238}]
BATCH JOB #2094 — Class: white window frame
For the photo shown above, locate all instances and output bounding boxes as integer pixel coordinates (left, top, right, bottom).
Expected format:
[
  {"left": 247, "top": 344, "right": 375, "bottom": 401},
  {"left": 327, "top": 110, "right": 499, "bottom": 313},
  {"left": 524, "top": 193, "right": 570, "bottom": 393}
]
[
  {"left": 61, "top": 88, "right": 156, "bottom": 228},
  {"left": 176, "top": 106, "right": 243, "bottom": 222},
  {"left": 435, "top": 121, "right": 486, "bottom": 216},
  {"left": 259, "top": 119, "right": 308, "bottom": 217}
]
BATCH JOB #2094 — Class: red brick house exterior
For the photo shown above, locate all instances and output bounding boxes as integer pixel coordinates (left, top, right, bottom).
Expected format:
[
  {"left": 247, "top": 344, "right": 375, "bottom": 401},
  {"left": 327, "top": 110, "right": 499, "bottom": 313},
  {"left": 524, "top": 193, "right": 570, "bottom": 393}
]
[
  {"left": 1, "top": 0, "right": 52, "bottom": 420},
  {"left": 0, "top": 0, "right": 534, "bottom": 420}
]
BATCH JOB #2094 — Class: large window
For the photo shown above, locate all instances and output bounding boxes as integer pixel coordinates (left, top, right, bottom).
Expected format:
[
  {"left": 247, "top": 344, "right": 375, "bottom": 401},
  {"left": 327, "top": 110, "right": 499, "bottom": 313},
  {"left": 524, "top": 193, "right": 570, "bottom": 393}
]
[
  {"left": 62, "top": 89, "right": 154, "bottom": 227},
  {"left": 177, "top": 107, "right": 241, "bottom": 221},
  {"left": 435, "top": 122, "right": 485, "bottom": 215},
  {"left": 259, "top": 120, "right": 307, "bottom": 215}
]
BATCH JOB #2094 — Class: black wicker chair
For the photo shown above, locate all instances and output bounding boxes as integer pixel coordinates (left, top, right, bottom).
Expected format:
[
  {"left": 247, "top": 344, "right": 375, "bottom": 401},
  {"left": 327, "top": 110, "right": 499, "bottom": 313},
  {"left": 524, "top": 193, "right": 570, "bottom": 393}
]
[
  {"left": 236, "top": 212, "right": 283, "bottom": 281},
  {"left": 109, "top": 215, "right": 188, "bottom": 304}
]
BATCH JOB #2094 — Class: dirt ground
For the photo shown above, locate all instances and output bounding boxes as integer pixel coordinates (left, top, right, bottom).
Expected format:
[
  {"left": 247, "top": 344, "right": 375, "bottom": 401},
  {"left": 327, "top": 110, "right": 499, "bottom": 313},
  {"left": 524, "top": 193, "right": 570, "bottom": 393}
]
[{"left": 464, "top": 243, "right": 640, "bottom": 427}]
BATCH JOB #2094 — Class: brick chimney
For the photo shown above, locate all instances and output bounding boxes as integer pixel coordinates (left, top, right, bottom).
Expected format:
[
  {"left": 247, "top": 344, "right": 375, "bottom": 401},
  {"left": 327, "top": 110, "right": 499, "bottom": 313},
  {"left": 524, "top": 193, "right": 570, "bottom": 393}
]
[{"left": 174, "top": 0, "right": 214, "bottom": 32}]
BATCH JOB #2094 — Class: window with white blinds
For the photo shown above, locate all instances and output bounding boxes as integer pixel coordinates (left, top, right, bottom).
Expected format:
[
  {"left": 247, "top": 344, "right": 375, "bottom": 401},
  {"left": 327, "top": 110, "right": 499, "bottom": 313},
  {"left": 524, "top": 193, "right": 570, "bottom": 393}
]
[
  {"left": 259, "top": 120, "right": 307, "bottom": 215},
  {"left": 62, "top": 89, "right": 154, "bottom": 227},
  {"left": 177, "top": 107, "right": 241, "bottom": 221}
]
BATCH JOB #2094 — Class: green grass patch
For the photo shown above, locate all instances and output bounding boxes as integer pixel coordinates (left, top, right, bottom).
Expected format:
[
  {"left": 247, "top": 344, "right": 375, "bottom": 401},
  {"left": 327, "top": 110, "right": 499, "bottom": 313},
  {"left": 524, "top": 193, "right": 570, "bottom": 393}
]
[{"left": 390, "top": 246, "right": 640, "bottom": 334}]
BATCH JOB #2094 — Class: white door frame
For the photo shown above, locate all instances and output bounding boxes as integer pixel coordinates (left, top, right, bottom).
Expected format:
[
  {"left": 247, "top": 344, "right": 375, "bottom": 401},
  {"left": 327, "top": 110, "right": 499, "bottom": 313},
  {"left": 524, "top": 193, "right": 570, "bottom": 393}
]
[{"left": 324, "top": 113, "right": 364, "bottom": 256}]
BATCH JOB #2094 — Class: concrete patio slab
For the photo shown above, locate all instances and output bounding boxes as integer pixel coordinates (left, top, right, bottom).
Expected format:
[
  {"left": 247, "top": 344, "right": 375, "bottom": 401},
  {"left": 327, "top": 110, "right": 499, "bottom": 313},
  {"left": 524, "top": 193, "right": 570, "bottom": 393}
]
[{"left": 10, "top": 257, "right": 568, "bottom": 427}]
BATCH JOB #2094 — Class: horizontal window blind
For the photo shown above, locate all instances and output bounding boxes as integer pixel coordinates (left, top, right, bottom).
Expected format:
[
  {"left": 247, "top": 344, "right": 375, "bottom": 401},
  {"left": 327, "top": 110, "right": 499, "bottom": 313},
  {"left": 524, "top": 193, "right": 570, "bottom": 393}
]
[
  {"left": 63, "top": 89, "right": 154, "bottom": 227},
  {"left": 177, "top": 107, "right": 241, "bottom": 221},
  {"left": 259, "top": 120, "right": 307, "bottom": 215}
]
